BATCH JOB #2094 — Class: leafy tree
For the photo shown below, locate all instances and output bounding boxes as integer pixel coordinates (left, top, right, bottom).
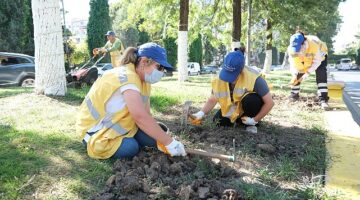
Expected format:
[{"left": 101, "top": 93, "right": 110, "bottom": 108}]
[
  {"left": 189, "top": 34, "right": 203, "bottom": 66},
  {"left": 356, "top": 48, "right": 360, "bottom": 66},
  {"left": 87, "top": 0, "right": 111, "bottom": 57},
  {"left": 163, "top": 37, "right": 177, "bottom": 68},
  {"left": 0, "top": 0, "right": 34, "bottom": 55}
]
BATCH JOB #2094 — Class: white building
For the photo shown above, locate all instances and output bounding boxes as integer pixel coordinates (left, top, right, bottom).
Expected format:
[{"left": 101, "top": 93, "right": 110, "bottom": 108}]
[{"left": 68, "top": 18, "right": 88, "bottom": 44}]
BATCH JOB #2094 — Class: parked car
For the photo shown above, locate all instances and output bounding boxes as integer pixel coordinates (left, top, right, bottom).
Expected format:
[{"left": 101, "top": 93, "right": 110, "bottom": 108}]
[
  {"left": 201, "top": 65, "right": 219, "bottom": 74},
  {"left": 187, "top": 62, "right": 201, "bottom": 75},
  {"left": 0, "top": 52, "right": 35, "bottom": 87},
  {"left": 337, "top": 58, "right": 351, "bottom": 71},
  {"left": 270, "top": 65, "right": 284, "bottom": 71},
  {"left": 96, "top": 63, "right": 113, "bottom": 77}
]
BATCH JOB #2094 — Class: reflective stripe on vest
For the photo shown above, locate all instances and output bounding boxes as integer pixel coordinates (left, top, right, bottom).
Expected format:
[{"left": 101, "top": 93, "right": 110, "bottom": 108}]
[
  {"left": 86, "top": 97, "right": 100, "bottom": 120},
  {"left": 214, "top": 91, "right": 229, "bottom": 98},
  {"left": 224, "top": 104, "right": 237, "bottom": 117},
  {"left": 234, "top": 88, "right": 246, "bottom": 96},
  {"left": 86, "top": 97, "right": 129, "bottom": 136}
]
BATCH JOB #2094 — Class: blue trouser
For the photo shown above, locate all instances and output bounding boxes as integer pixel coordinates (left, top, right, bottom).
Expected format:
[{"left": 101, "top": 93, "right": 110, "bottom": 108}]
[{"left": 83, "top": 129, "right": 157, "bottom": 159}]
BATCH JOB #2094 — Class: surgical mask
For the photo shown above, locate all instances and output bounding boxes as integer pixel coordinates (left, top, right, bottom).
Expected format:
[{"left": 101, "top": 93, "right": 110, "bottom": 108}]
[{"left": 144, "top": 69, "right": 164, "bottom": 84}]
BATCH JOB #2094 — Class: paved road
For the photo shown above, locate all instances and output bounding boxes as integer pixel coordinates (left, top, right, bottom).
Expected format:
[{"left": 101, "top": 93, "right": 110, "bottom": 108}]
[{"left": 331, "top": 70, "right": 360, "bottom": 125}]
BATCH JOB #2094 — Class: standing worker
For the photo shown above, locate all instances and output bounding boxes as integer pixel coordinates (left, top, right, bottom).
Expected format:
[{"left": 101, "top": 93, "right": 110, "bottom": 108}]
[
  {"left": 189, "top": 50, "right": 274, "bottom": 132},
  {"left": 77, "top": 43, "right": 186, "bottom": 159},
  {"left": 94, "top": 31, "right": 124, "bottom": 68},
  {"left": 287, "top": 31, "right": 329, "bottom": 110}
]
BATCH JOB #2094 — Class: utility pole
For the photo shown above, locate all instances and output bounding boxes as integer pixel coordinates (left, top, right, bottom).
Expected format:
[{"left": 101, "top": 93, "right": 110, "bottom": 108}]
[{"left": 246, "top": 0, "right": 252, "bottom": 66}]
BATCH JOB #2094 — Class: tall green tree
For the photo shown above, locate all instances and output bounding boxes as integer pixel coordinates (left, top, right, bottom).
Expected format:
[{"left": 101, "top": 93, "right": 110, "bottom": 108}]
[
  {"left": 189, "top": 34, "right": 203, "bottom": 66},
  {"left": 0, "top": 0, "right": 34, "bottom": 55},
  {"left": 163, "top": 37, "right": 177, "bottom": 68},
  {"left": 87, "top": 0, "right": 111, "bottom": 57}
]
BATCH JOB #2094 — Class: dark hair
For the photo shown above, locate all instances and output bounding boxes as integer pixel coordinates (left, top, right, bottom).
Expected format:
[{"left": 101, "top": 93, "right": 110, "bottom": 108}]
[{"left": 119, "top": 47, "right": 139, "bottom": 66}]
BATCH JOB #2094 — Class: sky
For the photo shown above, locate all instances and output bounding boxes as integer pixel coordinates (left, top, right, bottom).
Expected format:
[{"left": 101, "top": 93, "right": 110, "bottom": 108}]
[
  {"left": 332, "top": 0, "right": 360, "bottom": 53},
  {"left": 63, "top": 0, "right": 360, "bottom": 53}
]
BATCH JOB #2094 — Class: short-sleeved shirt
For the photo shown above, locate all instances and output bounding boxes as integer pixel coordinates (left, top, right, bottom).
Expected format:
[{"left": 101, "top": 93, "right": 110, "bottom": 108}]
[{"left": 253, "top": 76, "right": 269, "bottom": 97}]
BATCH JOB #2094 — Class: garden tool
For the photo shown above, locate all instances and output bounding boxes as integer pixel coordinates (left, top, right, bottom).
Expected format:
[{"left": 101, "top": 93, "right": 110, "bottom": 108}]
[{"left": 158, "top": 121, "right": 235, "bottom": 162}]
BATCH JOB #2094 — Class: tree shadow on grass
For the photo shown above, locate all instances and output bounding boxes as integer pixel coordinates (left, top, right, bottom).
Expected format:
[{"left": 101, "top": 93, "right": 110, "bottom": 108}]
[
  {"left": 0, "top": 123, "right": 113, "bottom": 200},
  {"left": 0, "top": 87, "right": 33, "bottom": 99}
]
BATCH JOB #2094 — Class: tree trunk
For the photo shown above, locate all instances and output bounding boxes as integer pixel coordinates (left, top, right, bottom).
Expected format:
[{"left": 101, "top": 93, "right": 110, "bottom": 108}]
[
  {"left": 232, "top": 0, "right": 241, "bottom": 50},
  {"left": 178, "top": 0, "right": 189, "bottom": 82},
  {"left": 246, "top": 0, "right": 252, "bottom": 66},
  {"left": 32, "top": 0, "right": 67, "bottom": 95},
  {"left": 262, "top": 18, "right": 272, "bottom": 74}
]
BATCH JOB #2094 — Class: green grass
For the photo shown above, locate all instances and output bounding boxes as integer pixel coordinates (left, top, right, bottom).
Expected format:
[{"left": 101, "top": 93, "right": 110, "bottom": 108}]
[{"left": 0, "top": 71, "right": 334, "bottom": 199}]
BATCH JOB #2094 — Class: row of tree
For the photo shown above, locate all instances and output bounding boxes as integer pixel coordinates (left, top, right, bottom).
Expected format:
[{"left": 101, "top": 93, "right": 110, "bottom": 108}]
[{"left": 87, "top": 0, "right": 344, "bottom": 74}]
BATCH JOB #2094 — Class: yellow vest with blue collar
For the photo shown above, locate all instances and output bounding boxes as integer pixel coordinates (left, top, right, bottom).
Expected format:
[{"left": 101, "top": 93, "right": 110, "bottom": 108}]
[
  {"left": 211, "top": 67, "right": 259, "bottom": 123},
  {"left": 290, "top": 35, "right": 328, "bottom": 73},
  {"left": 76, "top": 63, "right": 151, "bottom": 159}
]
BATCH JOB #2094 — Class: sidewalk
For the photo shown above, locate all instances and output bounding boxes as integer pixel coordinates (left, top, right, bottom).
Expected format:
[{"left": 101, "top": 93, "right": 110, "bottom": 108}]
[{"left": 325, "top": 98, "right": 360, "bottom": 198}]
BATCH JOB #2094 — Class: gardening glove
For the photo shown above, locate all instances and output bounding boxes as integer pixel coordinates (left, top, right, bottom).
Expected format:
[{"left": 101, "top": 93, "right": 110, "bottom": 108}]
[
  {"left": 92, "top": 48, "right": 100, "bottom": 56},
  {"left": 157, "top": 139, "right": 187, "bottom": 157},
  {"left": 241, "top": 116, "right": 258, "bottom": 126},
  {"left": 100, "top": 48, "right": 107, "bottom": 53},
  {"left": 189, "top": 111, "right": 205, "bottom": 125}
]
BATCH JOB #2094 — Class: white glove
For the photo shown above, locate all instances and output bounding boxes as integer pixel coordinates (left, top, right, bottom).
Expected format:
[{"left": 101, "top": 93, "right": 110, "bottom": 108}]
[
  {"left": 191, "top": 111, "right": 205, "bottom": 119},
  {"left": 158, "top": 139, "right": 187, "bottom": 157},
  {"left": 241, "top": 116, "right": 258, "bottom": 126},
  {"left": 165, "top": 139, "right": 187, "bottom": 157}
]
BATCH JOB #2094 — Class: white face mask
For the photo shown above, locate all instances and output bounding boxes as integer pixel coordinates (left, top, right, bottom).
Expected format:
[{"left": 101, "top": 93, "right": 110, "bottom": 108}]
[{"left": 144, "top": 68, "right": 164, "bottom": 84}]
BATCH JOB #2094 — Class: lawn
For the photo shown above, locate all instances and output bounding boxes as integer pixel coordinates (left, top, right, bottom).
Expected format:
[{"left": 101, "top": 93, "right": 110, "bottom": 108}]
[{"left": 0, "top": 71, "right": 337, "bottom": 199}]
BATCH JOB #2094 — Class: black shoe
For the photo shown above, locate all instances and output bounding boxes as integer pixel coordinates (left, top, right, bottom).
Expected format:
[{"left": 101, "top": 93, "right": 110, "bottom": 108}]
[{"left": 288, "top": 93, "right": 300, "bottom": 102}]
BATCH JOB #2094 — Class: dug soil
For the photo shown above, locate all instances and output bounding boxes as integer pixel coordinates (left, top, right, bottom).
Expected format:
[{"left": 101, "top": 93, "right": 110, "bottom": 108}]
[{"left": 92, "top": 94, "right": 326, "bottom": 200}]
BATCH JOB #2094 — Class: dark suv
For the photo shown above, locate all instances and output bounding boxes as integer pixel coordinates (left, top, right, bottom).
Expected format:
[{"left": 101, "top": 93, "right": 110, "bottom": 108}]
[{"left": 0, "top": 52, "right": 35, "bottom": 87}]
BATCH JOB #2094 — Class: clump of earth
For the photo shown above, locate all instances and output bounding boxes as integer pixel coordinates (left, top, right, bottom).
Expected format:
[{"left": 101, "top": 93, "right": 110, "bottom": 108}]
[{"left": 92, "top": 149, "right": 245, "bottom": 200}]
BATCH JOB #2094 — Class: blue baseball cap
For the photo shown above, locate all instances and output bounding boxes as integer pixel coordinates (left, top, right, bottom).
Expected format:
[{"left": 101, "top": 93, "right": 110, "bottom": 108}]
[
  {"left": 105, "top": 31, "right": 116, "bottom": 36},
  {"left": 137, "top": 42, "right": 173, "bottom": 71},
  {"left": 289, "top": 33, "right": 305, "bottom": 52},
  {"left": 219, "top": 51, "right": 244, "bottom": 83}
]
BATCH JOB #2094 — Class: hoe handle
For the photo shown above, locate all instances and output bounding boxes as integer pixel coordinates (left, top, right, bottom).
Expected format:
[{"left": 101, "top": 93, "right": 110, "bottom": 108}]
[{"left": 186, "top": 148, "right": 235, "bottom": 162}]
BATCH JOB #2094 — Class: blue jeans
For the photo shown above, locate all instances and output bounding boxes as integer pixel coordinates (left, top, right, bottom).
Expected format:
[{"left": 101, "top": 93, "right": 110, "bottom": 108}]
[{"left": 111, "top": 129, "right": 156, "bottom": 159}]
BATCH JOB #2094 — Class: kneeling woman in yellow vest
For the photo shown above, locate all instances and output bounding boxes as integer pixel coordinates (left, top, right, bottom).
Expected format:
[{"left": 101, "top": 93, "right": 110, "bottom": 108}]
[
  {"left": 190, "top": 51, "right": 274, "bottom": 128},
  {"left": 76, "top": 43, "right": 186, "bottom": 159}
]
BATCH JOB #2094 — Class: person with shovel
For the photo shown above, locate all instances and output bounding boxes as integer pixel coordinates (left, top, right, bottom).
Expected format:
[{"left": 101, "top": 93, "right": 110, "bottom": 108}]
[
  {"left": 189, "top": 50, "right": 274, "bottom": 132},
  {"left": 77, "top": 42, "right": 186, "bottom": 159},
  {"left": 94, "top": 31, "right": 124, "bottom": 68},
  {"left": 287, "top": 31, "right": 329, "bottom": 110}
]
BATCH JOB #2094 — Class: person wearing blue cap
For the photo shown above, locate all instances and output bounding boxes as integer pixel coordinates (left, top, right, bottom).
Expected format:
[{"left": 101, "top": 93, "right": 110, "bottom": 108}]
[
  {"left": 287, "top": 31, "right": 329, "bottom": 110},
  {"left": 189, "top": 51, "right": 274, "bottom": 131},
  {"left": 77, "top": 42, "right": 186, "bottom": 159},
  {"left": 93, "top": 31, "right": 124, "bottom": 68}
]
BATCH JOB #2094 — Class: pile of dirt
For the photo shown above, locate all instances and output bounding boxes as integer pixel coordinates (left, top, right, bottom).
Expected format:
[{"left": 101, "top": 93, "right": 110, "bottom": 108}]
[{"left": 92, "top": 150, "right": 245, "bottom": 200}]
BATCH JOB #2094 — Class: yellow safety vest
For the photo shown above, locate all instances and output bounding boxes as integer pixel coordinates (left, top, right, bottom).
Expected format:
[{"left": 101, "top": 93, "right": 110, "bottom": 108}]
[
  {"left": 76, "top": 64, "right": 151, "bottom": 159},
  {"left": 290, "top": 35, "right": 328, "bottom": 73},
  {"left": 212, "top": 67, "right": 259, "bottom": 123}
]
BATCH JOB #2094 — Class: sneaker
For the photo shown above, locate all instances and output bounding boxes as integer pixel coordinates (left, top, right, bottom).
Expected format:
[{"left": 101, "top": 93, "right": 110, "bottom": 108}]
[
  {"left": 321, "top": 101, "right": 330, "bottom": 111},
  {"left": 288, "top": 93, "right": 300, "bottom": 102}
]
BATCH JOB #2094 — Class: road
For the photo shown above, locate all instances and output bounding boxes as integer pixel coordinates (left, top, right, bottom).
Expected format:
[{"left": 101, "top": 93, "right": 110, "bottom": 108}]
[{"left": 331, "top": 70, "right": 360, "bottom": 125}]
